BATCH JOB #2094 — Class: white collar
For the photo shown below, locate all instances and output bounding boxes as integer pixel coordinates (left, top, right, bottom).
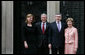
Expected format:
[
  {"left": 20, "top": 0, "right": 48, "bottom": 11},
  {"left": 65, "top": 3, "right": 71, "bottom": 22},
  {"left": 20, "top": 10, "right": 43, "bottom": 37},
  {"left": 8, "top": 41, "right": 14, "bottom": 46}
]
[
  {"left": 56, "top": 21, "right": 61, "bottom": 24},
  {"left": 41, "top": 22, "right": 46, "bottom": 24}
]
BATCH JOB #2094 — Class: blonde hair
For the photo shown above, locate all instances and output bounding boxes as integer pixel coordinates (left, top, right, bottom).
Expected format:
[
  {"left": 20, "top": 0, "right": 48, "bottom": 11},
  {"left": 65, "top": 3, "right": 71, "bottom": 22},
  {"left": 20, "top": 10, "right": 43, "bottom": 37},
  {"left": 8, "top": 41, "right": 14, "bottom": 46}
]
[
  {"left": 66, "top": 18, "right": 74, "bottom": 25},
  {"left": 25, "top": 14, "right": 34, "bottom": 23}
]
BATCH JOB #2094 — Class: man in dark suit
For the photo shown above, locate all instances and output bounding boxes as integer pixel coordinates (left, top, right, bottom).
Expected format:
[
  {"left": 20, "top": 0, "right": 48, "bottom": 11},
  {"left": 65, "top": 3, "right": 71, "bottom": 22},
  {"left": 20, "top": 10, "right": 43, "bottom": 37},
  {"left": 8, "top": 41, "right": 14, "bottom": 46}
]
[
  {"left": 35, "top": 13, "right": 50, "bottom": 54},
  {"left": 48, "top": 14, "right": 66, "bottom": 54}
]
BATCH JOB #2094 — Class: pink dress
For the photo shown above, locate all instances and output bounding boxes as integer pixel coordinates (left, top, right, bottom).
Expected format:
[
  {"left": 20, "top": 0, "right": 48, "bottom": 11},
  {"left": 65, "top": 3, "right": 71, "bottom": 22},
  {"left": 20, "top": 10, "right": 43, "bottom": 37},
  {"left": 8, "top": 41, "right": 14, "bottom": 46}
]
[{"left": 64, "top": 26, "right": 78, "bottom": 54}]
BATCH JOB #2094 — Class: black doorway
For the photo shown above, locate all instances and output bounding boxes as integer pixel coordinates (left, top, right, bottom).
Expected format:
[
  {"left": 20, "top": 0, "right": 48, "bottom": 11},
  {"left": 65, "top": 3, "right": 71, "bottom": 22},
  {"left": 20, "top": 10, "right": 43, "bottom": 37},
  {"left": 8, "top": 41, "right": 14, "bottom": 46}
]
[{"left": 14, "top": 1, "right": 47, "bottom": 54}]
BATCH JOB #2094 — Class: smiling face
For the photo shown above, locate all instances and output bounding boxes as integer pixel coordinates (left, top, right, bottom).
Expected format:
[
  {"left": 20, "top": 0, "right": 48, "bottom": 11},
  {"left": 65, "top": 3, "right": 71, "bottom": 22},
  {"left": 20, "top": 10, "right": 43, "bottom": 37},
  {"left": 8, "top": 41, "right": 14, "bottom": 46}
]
[
  {"left": 55, "top": 14, "right": 62, "bottom": 22},
  {"left": 27, "top": 16, "right": 33, "bottom": 23},
  {"left": 66, "top": 18, "right": 74, "bottom": 27},
  {"left": 25, "top": 14, "right": 34, "bottom": 24},
  {"left": 41, "top": 14, "right": 47, "bottom": 23},
  {"left": 67, "top": 20, "right": 73, "bottom": 27}
]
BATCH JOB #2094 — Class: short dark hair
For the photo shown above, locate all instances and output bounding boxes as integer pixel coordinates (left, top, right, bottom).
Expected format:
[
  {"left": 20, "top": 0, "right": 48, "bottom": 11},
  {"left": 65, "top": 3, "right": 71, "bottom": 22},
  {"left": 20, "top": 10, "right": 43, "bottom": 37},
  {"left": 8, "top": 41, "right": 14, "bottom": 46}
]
[{"left": 55, "top": 13, "right": 62, "bottom": 16}]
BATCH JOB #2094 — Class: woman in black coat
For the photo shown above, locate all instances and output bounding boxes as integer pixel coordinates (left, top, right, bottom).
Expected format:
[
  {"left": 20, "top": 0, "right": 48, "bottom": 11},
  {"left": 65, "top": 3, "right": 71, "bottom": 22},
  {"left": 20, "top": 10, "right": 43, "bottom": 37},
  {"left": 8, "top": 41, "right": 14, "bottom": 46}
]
[{"left": 22, "top": 14, "right": 37, "bottom": 54}]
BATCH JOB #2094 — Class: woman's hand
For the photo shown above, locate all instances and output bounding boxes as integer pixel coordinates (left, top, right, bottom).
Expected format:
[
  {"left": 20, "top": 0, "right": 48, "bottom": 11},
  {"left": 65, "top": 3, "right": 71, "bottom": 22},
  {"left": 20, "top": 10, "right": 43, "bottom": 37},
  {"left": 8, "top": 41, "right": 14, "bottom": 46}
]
[
  {"left": 24, "top": 41, "right": 28, "bottom": 48},
  {"left": 48, "top": 44, "right": 52, "bottom": 49}
]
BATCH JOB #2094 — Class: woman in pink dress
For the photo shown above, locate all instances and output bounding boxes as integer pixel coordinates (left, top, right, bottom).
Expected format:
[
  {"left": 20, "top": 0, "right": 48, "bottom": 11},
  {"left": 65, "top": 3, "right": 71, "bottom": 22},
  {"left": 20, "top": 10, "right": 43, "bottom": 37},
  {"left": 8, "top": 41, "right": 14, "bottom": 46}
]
[{"left": 64, "top": 18, "right": 78, "bottom": 54}]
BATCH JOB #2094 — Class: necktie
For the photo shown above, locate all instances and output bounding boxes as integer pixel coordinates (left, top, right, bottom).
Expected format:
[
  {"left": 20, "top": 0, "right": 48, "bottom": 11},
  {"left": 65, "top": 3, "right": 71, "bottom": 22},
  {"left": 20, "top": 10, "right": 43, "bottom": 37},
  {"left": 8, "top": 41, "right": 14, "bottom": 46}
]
[
  {"left": 42, "top": 23, "right": 45, "bottom": 34},
  {"left": 57, "top": 22, "right": 60, "bottom": 32}
]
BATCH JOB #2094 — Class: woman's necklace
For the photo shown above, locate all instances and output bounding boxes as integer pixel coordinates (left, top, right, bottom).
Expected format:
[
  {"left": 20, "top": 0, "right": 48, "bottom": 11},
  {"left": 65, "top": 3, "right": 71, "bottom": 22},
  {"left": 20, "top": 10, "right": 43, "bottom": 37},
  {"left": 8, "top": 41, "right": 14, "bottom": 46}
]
[
  {"left": 67, "top": 27, "right": 73, "bottom": 43},
  {"left": 67, "top": 27, "right": 73, "bottom": 38}
]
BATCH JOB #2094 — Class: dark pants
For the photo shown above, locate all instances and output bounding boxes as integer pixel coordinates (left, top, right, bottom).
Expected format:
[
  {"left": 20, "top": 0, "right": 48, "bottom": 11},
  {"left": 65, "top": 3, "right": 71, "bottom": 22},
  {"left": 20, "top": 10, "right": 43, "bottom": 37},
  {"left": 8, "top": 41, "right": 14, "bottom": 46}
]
[
  {"left": 52, "top": 47, "right": 64, "bottom": 54},
  {"left": 24, "top": 44, "right": 37, "bottom": 54},
  {"left": 37, "top": 43, "right": 49, "bottom": 54},
  {"left": 38, "top": 47, "right": 48, "bottom": 54}
]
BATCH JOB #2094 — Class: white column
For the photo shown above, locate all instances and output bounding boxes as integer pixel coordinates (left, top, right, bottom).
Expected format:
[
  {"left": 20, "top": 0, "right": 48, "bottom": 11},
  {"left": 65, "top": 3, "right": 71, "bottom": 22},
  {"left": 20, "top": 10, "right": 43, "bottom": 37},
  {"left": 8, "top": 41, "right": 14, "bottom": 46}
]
[
  {"left": 2, "top": 1, "right": 13, "bottom": 54},
  {"left": 2, "top": 1, "right": 6, "bottom": 54},
  {"left": 47, "top": 1, "right": 60, "bottom": 23}
]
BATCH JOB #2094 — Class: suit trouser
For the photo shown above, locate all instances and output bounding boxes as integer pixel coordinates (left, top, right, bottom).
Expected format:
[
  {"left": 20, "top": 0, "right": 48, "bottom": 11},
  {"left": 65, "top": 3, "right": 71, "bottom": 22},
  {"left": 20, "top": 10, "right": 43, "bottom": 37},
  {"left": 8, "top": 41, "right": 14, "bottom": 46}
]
[
  {"left": 52, "top": 47, "right": 64, "bottom": 54},
  {"left": 38, "top": 44, "right": 49, "bottom": 54}
]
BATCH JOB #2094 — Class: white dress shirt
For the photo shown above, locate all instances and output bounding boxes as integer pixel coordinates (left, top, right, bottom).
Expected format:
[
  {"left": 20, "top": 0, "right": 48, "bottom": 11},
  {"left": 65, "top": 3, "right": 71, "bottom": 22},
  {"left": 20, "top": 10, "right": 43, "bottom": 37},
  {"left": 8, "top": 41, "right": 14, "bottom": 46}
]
[{"left": 41, "top": 22, "right": 46, "bottom": 31}]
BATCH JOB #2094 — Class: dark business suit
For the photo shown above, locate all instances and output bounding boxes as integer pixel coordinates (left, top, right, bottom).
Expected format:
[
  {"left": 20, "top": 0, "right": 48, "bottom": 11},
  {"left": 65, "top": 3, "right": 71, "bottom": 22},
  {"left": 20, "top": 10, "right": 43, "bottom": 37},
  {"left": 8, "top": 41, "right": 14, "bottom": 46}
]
[
  {"left": 35, "top": 22, "right": 50, "bottom": 54},
  {"left": 49, "top": 21, "right": 66, "bottom": 54}
]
